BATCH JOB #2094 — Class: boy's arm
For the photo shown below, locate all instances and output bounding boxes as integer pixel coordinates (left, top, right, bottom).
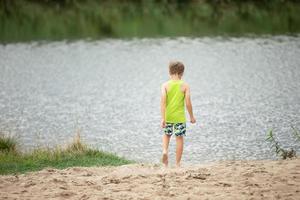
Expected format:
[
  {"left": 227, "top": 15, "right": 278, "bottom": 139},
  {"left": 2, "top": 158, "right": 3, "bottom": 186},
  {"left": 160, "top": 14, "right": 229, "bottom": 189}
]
[
  {"left": 160, "top": 83, "right": 167, "bottom": 128},
  {"left": 184, "top": 83, "right": 196, "bottom": 123}
]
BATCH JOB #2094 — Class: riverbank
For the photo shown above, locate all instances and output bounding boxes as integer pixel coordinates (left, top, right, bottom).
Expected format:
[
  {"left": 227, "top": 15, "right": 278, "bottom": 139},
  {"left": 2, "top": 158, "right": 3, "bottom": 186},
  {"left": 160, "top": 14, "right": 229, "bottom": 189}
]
[
  {"left": 0, "top": 158, "right": 299, "bottom": 199},
  {"left": 1, "top": 0, "right": 300, "bottom": 43},
  {"left": 0, "top": 133, "right": 133, "bottom": 175}
]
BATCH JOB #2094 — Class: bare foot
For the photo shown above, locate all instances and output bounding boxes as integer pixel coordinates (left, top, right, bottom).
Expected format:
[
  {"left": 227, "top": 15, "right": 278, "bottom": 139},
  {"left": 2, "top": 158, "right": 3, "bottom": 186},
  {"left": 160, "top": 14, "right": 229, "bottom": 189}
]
[
  {"left": 176, "top": 163, "right": 181, "bottom": 168},
  {"left": 162, "top": 153, "right": 168, "bottom": 167}
]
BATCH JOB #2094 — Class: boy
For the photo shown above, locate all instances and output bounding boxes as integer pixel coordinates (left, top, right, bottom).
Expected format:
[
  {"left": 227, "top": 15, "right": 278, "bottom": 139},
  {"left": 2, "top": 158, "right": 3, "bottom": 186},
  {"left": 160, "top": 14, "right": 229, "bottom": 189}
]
[{"left": 160, "top": 61, "right": 196, "bottom": 167}]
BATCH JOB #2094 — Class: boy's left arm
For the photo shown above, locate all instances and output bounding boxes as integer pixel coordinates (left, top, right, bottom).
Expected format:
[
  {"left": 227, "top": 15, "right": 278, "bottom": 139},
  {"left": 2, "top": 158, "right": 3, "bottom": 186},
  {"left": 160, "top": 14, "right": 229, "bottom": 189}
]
[
  {"left": 160, "top": 83, "right": 167, "bottom": 128},
  {"left": 184, "top": 83, "right": 196, "bottom": 123}
]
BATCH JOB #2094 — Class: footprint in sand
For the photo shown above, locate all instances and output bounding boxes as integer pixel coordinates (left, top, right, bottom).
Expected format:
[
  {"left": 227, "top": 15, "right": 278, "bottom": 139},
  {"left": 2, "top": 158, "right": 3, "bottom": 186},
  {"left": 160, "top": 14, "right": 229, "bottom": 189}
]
[
  {"left": 85, "top": 180, "right": 96, "bottom": 185},
  {"left": 52, "top": 178, "right": 66, "bottom": 184},
  {"left": 24, "top": 181, "right": 36, "bottom": 188},
  {"left": 215, "top": 182, "right": 232, "bottom": 187},
  {"left": 57, "top": 191, "right": 76, "bottom": 197},
  {"left": 46, "top": 168, "right": 56, "bottom": 173},
  {"left": 121, "top": 175, "right": 132, "bottom": 180},
  {"left": 80, "top": 194, "right": 89, "bottom": 200},
  {"left": 185, "top": 172, "right": 210, "bottom": 180},
  {"left": 102, "top": 177, "right": 121, "bottom": 185},
  {"left": 243, "top": 172, "right": 254, "bottom": 178},
  {"left": 93, "top": 185, "right": 102, "bottom": 191},
  {"left": 59, "top": 186, "right": 68, "bottom": 190},
  {"left": 71, "top": 180, "right": 83, "bottom": 186},
  {"left": 83, "top": 172, "right": 93, "bottom": 177},
  {"left": 5, "top": 177, "right": 19, "bottom": 183}
]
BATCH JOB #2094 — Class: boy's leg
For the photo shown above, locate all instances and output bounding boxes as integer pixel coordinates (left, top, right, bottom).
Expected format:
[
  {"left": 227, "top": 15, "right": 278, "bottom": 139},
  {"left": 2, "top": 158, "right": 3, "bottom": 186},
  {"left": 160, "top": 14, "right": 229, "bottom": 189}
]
[
  {"left": 162, "top": 134, "right": 171, "bottom": 166},
  {"left": 174, "top": 123, "right": 186, "bottom": 167},
  {"left": 175, "top": 136, "right": 184, "bottom": 167}
]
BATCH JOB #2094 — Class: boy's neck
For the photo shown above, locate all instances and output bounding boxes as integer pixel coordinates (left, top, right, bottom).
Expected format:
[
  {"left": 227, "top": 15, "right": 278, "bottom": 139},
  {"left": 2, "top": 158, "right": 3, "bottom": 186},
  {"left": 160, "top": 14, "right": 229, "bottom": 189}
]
[{"left": 170, "top": 74, "right": 182, "bottom": 81}]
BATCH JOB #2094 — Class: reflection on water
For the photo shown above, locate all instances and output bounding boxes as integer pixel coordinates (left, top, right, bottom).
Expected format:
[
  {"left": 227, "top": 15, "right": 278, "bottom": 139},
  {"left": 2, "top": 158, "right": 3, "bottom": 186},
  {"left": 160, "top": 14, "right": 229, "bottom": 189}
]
[{"left": 0, "top": 37, "right": 300, "bottom": 164}]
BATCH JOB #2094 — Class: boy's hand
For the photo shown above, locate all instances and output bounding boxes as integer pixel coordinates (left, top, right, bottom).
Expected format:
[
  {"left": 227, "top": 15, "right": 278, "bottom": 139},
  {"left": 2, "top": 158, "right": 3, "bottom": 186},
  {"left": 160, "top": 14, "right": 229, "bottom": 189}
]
[
  {"left": 190, "top": 116, "right": 196, "bottom": 124},
  {"left": 161, "top": 119, "right": 166, "bottom": 128}
]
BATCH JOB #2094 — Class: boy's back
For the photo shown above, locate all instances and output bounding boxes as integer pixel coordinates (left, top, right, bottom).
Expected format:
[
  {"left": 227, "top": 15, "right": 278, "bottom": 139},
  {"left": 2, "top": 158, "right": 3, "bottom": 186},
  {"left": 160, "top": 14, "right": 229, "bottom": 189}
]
[{"left": 165, "top": 79, "right": 186, "bottom": 123}]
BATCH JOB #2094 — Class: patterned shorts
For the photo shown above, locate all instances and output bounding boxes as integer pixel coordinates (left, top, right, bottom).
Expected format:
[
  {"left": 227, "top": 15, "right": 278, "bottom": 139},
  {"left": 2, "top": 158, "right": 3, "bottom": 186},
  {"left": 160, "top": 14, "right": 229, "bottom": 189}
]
[{"left": 163, "top": 123, "right": 186, "bottom": 136}]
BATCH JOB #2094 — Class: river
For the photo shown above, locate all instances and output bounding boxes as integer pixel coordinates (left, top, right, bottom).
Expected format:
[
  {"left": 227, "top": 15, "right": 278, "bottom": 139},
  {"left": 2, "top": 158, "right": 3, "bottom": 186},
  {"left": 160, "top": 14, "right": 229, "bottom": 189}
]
[{"left": 1, "top": 36, "right": 300, "bottom": 164}]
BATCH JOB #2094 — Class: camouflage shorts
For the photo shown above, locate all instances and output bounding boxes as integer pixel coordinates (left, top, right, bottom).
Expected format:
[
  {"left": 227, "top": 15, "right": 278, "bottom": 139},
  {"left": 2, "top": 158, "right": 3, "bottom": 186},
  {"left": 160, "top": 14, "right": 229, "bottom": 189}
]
[{"left": 163, "top": 123, "right": 186, "bottom": 136}]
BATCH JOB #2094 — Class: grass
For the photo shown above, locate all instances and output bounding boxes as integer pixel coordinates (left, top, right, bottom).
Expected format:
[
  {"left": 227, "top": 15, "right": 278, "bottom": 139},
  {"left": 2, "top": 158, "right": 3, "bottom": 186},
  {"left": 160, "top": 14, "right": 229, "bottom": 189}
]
[
  {"left": 0, "top": 132, "right": 133, "bottom": 175},
  {"left": 0, "top": 134, "right": 17, "bottom": 153},
  {"left": 1, "top": 0, "right": 300, "bottom": 43},
  {"left": 266, "top": 128, "right": 297, "bottom": 160},
  {"left": 292, "top": 126, "right": 300, "bottom": 142}
]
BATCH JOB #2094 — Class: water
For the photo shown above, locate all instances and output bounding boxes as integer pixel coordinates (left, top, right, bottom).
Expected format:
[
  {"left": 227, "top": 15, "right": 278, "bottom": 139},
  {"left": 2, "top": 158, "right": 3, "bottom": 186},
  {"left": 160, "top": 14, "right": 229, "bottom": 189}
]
[{"left": 1, "top": 36, "right": 300, "bottom": 164}]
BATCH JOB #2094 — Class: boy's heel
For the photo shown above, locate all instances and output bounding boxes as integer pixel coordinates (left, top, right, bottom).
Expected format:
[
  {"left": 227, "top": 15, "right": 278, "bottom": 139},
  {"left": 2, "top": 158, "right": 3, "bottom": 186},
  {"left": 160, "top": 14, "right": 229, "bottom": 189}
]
[{"left": 162, "top": 153, "right": 168, "bottom": 167}]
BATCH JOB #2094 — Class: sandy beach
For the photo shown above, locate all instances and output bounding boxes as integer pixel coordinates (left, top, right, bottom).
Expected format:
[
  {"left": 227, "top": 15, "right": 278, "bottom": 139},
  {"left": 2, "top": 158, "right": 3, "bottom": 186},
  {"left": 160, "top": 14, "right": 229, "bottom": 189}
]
[{"left": 0, "top": 158, "right": 299, "bottom": 200}]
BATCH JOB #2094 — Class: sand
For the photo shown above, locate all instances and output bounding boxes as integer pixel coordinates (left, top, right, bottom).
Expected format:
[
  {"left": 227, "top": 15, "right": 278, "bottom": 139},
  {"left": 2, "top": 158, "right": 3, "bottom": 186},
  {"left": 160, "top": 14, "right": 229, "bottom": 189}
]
[{"left": 0, "top": 158, "right": 299, "bottom": 200}]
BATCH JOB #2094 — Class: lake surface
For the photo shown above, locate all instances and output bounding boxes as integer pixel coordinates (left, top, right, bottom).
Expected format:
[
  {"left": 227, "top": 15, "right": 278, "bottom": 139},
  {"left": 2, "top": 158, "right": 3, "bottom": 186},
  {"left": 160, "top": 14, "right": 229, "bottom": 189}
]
[{"left": 1, "top": 36, "right": 300, "bottom": 165}]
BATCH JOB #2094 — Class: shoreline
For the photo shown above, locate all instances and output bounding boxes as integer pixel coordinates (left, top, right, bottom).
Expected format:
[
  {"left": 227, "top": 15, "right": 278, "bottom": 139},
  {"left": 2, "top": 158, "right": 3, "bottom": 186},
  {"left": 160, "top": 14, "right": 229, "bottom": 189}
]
[{"left": 1, "top": 158, "right": 299, "bottom": 199}]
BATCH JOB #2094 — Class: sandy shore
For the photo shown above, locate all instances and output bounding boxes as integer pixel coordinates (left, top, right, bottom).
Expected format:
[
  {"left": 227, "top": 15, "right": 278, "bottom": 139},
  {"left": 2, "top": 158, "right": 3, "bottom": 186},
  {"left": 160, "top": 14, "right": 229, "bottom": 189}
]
[{"left": 0, "top": 158, "right": 299, "bottom": 200}]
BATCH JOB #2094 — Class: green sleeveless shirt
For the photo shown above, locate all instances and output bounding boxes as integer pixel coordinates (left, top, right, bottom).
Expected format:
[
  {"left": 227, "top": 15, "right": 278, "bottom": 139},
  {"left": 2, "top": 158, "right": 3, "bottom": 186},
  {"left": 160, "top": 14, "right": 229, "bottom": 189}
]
[{"left": 165, "top": 80, "right": 186, "bottom": 123}]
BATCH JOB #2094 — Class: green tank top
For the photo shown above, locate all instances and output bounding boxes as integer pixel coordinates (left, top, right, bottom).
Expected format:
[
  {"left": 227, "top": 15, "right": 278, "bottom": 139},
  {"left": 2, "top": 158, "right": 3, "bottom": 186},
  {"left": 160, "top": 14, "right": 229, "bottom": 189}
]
[{"left": 166, "top": 80, "right": 186, "bottom": 123}]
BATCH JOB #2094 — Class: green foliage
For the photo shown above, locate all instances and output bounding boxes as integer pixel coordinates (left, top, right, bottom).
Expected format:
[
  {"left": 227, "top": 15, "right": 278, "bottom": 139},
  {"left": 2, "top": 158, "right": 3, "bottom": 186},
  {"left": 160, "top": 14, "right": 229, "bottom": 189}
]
[
  {"left": 0, "top": 133, "right": 17, "bottom": 153},
  {"left": 0, "top": 133, "right": 133, "bottom": 175},
  {"left": 291, "top": 126, "right": 300, "bottom": 142},
  {"left": 266, "top": 128, "right": 297, "bottom": 160},
  {"left": 1, "top": 0, "right": 300, "bottom": 42}
]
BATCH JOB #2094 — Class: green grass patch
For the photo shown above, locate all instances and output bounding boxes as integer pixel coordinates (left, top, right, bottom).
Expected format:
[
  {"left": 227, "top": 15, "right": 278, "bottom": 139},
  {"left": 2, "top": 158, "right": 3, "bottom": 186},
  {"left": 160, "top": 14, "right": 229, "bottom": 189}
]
[
  {"left": 0, "top": 134, "right": 17, "bottom": 153},
  {"left": 0, "top": 133, "right": 133, "bottom": 175}
]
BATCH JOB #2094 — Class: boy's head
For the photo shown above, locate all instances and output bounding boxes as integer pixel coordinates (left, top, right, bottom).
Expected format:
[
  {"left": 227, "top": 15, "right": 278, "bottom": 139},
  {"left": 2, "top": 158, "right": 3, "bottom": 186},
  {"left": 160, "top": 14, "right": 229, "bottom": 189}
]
[{"left": 169, "top": 61, "right": 185, "bottom": 76}]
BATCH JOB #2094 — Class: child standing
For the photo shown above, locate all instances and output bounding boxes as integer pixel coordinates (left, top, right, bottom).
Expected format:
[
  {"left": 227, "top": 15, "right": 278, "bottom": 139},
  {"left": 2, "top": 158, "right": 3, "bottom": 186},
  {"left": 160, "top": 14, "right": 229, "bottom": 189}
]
[{"left": 160, "top": 61, "right": 196, "bottom": 167}]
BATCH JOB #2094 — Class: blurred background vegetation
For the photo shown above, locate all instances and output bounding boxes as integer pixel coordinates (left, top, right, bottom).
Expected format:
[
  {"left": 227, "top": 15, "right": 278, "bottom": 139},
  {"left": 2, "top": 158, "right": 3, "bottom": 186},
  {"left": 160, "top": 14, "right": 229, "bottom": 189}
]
[{"left": 1, "top": 0, "right": 300, "bottom": 42}]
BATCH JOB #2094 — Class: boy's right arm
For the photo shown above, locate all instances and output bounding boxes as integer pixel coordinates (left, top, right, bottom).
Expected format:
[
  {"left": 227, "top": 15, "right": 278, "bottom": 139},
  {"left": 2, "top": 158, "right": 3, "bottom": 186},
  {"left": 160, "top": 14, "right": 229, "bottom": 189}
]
[
  {"left": 160, "top": 83, "right": 167, "bottom": 128},
  {"left": 184, "top": 83, "right": 196, "bottom": 123}
]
